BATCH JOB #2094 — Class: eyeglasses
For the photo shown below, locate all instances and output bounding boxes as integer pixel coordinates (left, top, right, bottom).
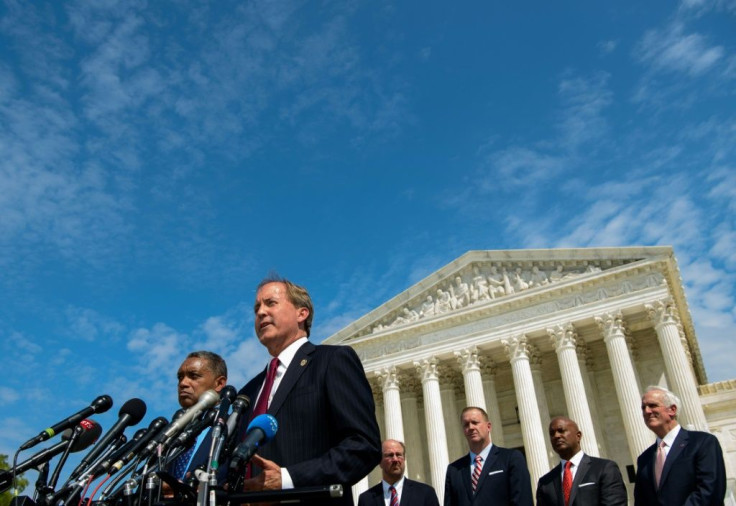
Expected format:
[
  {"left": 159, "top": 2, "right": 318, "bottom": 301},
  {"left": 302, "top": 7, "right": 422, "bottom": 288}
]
[{"left": 382, "top": 453, "right": 405, "bottom": 459}]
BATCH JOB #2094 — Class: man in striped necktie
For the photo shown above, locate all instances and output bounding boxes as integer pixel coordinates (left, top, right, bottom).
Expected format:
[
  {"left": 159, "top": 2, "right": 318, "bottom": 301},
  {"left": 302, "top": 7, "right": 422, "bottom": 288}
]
[{"left": 443, "top": 406, "right": 533, "bottom": 506}]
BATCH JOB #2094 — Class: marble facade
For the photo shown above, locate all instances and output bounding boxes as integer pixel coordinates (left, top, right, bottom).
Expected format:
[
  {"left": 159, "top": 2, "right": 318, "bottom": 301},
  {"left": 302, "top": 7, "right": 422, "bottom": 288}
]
[{"left": 323, "top": 247, "right": 736, "bottom": 505}]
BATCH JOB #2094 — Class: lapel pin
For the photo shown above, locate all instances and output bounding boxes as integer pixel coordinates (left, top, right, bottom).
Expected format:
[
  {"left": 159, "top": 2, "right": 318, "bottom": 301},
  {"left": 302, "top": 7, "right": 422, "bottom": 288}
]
[{"left": 300, "top": 359, "right": 308, "bottom": 366}]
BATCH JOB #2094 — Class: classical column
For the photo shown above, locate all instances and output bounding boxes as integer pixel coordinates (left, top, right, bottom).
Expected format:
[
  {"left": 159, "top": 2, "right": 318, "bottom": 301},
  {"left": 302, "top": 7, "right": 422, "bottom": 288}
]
[
  {"left": 377, "top": 366, "right": 405, "bottom": 441},
  {"left": 400, "top": 374, "right": 428, "bottom": 482},
  {"left": 455, "top": 346, "right": 486, "bottom": 410},
  {"left": 439, "top": 365, "right": 465, "bottom": 461},
  {"left": 576, "top": 342, "right": 608, "bottom": 455},
  {"left": 480, "top": 361, "right": 505, "bottom": 446},
  {"left": 547, "top": 323, "right": 599, "bottom": 457},
  {"left": 502, "top": 335, "right": 549, "bottom": 487},
  {"left": 414, "top": 357, "right": 449, "bottom": 501},
  {"left": 529, "top": 348, "right": 554, "bottom": 464},
  {"left": 595, "top": 312, "right": 651, "bottom": 460},
  {"left": 646, "top": 300, "right": 708, "bottom": 430},
  {"left": 352, "top": 477, "right": 369, "bottom": 504}
]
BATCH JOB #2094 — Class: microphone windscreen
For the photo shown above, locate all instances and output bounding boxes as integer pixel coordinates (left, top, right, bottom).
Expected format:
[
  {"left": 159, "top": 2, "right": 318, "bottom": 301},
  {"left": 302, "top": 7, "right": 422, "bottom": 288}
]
[
  {"left": 220, "top": 386, "right": 237, "bottom": 404},
  {"left": 247, "top": 414, "right": 278, "bottom": 442},
  {"left": 69, "top": 419, "right": 103, "bottom": 451},
  {"left": 119, "top": 398, "right": 147, "bottom": 425}
]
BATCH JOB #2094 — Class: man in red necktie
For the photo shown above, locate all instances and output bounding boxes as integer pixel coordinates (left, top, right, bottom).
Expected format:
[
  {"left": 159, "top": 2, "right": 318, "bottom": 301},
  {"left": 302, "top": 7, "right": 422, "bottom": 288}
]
[
  {"left": 536, "top": 416, "right": 626, "bottom": 506},
  {"left": 235, "top": 276, "right": 381, "bottom": 506}
]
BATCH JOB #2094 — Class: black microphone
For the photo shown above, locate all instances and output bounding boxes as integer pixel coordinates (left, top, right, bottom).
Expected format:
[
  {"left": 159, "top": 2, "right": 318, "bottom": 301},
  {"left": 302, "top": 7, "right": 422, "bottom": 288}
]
[
  {"left": 229, "top": 414, "right": 278, "bottom": 471},
  {"left": 68, "top": 398, "right": 146, "bottom": 480},
  {"left": 173, "top": 408, "right": 216, "bottom": 448},
  {"left": 0, "top": 420, "right": 101, "bottom": 493},
  {"left": 214, "top": 386, "right": 237, "bottom": 429},
  {"left": 108, "top": 416, "right": 168, "bottom": 474},
  {"left": 225, "top": 395, "right": 251, "bottom": 447},
  {"left": 87, "top": 427, "right": 147, "bottom": 478},
  {"left": 19, "top": 395, "right": 112, "bottom": 451}
]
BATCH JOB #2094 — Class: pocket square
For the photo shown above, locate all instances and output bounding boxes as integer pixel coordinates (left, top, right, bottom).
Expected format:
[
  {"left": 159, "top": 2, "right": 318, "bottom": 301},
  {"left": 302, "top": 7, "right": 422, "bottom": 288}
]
[
  {"left": 487, "top": 470, "right": 504, "bottom": 476},
  {"left": 578, "top": 482, "right": 595, "bottom": 488}
]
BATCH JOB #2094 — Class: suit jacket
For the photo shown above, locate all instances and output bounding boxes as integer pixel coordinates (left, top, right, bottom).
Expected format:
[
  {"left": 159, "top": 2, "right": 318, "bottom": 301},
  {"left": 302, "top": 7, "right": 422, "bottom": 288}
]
[
  {"left": 358, "top": 478, "right": 440, "bottom": 506},
  {"left": 535, "top": 453, "right": 627, "bottom": 506},
  {"left": 443, "top": 445, "right": 533, "bottom": 506},
  {"left": 237, "top": 342, "right": 381, "bottom": 505},
  {"left": 634, "top": 427, "right": 726, "bottom": 506}
]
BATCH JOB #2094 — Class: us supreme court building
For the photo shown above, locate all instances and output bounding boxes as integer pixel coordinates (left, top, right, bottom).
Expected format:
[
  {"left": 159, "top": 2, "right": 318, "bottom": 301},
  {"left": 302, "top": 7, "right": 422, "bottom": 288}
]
[{"left": 324, "top": 247, "right": 736, "bottom": 504}]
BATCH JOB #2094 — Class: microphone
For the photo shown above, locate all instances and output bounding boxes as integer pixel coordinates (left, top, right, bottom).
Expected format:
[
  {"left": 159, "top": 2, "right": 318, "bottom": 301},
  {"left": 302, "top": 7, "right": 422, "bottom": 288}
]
[
  {"left": 19, "top": 395, "right": 113, "bottom": 450},
  {"left": 173, "top": 408, "right": 216, "bottom": 448},
  {"left": 68, "top": 398, "right": 146, "bottom": 480},
  {"left": 229, "top": 414, "right": 278, "bottom": 470},
  {"left": 225, "top": 395, "right": 251, "bottom": 447},
  {"left": 108, "top": 416, "right": 168, "bottom": 474},
  {"left": 87, "top": 427, "right": 147, "bottom": 477},
  {"left": 0, "top": 420, "right": 101, "bottom": 492},
  {"left": 159, "top": 389, "right": 219, "bottom": 445}
]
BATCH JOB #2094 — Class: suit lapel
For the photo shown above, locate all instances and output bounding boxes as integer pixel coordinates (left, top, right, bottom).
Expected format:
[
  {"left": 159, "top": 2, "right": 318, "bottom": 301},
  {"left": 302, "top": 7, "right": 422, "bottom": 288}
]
[
  {"left": 400, "top": 479, "right": 412, "bottom": 505},
  {"left": 267, "top": 341, "right": 315, "bottom": 416},
  {"left": 660, "top": 428, "right": 688, "bottom": 488},
  {"left": 550, "top": 463, "right": 563, "bottom": 505},
  {"left": 568, "top": 454, "right": 590, "bottom": 505},
  {"left": 460, "top": 455, "right": 473, "bottom": 502}
]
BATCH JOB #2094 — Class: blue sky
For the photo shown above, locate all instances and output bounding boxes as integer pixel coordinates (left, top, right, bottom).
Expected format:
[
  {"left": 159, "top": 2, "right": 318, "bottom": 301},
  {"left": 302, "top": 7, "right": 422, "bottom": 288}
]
[{"left": 1, "top": 0, "right": 734, "bottom": 474}]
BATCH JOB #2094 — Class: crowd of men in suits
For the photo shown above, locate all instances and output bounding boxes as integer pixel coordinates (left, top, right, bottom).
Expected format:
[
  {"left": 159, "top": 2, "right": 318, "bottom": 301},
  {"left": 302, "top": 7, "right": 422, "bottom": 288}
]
[{"left": 169, "top": 275, "right": 727, "bottom": 506}]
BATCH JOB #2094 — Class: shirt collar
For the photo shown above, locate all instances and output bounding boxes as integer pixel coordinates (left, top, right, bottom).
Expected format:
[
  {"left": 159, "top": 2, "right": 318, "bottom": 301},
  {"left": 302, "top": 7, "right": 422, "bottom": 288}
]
[
  {"left": 658, "top": 423, "right": 681, "bottom": 448},
  {"left": 382, "top": 476, "right": 405, "bottom": 496},
  {"left": 276, "top": 336, "right": 308, "bottom": 368}
]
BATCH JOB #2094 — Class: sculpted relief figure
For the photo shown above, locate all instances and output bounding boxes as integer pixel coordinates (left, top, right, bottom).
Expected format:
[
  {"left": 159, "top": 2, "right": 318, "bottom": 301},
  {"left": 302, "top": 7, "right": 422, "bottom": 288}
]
[
  {"left": 401, "top": 307, "right": 419, "bottom": 323},
  {"left": 488, "top": 266, "right": 506, "bottom": 299},
  {"left": 435, "top": 288, "right": 452, "bottom": 314},
  {"left": 513, "top": 267, "right": 529, "bottom": 292},
  {"left": 420, "top": 295, "right": 435, "bottom": 318},
  {"left": 549, "top": 264, "right": 564, "bottom": 282},
  {"left": 528, "top": 265, "right": 549, "bottom": 287},
  {"left": 450, "top": 276, "right": 471, "bottom": 309},
  {"left": 470, "top": 266, "right": 491, "bottom": 303},
  {"left": 501, "top": 267, "right": 515, "bottom": 295}
]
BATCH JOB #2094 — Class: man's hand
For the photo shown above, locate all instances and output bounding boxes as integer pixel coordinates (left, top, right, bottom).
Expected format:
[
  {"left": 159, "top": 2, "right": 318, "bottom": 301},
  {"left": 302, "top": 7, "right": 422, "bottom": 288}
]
[{"left": 243, "top": 454, "right": 282, "bottom": 491}]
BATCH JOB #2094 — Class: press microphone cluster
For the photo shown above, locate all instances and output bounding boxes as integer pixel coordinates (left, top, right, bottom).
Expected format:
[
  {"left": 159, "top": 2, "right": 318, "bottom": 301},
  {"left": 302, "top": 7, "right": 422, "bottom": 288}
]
[
  {"left": 229, "top": 414, "right": 279, "bottom": 471},
  {"left": 0, "top": 420, "right": 101, "bottom": 493}
]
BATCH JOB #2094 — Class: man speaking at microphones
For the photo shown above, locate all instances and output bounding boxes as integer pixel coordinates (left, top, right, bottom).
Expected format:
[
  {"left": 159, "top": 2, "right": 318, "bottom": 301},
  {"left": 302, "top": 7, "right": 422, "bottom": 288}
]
[
  {"left": 235, "top": 276, "right": 381, "bottom": 506},
  {"left": 167, "top": 351, "right": 227, "bottom": 483}
]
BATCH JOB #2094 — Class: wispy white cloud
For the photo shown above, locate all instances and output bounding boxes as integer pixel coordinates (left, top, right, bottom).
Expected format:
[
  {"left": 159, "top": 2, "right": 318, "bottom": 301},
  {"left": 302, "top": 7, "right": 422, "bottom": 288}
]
[
  {"left": 597, "top": 40, "right": 618, "bottom": 55},
  {"left": 65, "top": 307, "right": 125, "bottom": 342},
  {"left": 636, "top": 23, "right": 724, "bottom": 77}
]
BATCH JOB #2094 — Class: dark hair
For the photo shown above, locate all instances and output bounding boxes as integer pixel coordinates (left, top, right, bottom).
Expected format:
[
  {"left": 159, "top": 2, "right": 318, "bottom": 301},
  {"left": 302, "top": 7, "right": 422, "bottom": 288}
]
[
  {"left": 257, "top": 274, "right": 314, "bottom": 337},
  {"left": 186, "top": 350, "right": 228, "bottom": 379}
]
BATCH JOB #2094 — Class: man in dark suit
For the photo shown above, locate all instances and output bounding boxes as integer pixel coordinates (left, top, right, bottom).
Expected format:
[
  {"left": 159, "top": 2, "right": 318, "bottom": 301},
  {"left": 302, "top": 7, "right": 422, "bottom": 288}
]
[
  {"left": 536, "top": 416, "right": 627, "bottom": 506},
  {"left": 358, "top": 439, "right": 439, "bottom": 506},
  {"left": 444, "top": 406, "right": 533, "bottom": 506},
  {"left": 168, "top": 351, "right": 227, "bottom": 482},
  {"left": 634, "top": 385, "right": 726, "bottom": 506},
  {"left": 236, "top": 277, "right": 381, "bottom": 505}
]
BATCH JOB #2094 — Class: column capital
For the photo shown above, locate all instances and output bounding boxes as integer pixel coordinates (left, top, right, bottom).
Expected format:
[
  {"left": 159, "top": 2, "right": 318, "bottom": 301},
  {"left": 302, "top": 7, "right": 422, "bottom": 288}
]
[
  {"left": 376, "top": 366, "right": 401, "bottom": 392},
  {"left": 480, "top": 359, "right": 498, "bottom": 377},
  {"left": 414, "top": 357, "right": 440, "bottom": 383},
  {"left": 645, "top": 299, "right": 679, "bottom": 328},
  {"left": 502, "top": 335, "right": 532, "bottom": 363},
  {"left": 455, "top": 346, "right": 482, "bottom": 374},
  {"left": 548, "top": 322, "right": 577, "bottom": 351},
  {"left": 595, "top": 311, "right": 626, "bottom": 342}
]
